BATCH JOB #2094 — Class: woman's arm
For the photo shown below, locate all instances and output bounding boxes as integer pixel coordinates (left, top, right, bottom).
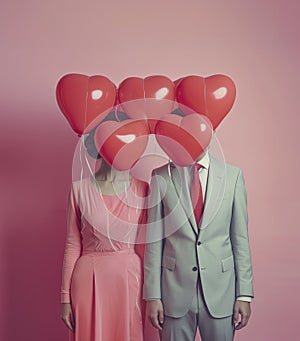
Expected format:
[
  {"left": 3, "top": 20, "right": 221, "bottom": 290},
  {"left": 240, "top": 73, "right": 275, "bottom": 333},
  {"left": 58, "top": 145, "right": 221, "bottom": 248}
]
[
  {"left": 60, "top": 186, "right": 82, "bottom": 331},
  {"left": 61, "top": 186, "right": 82, "bottom": 303}
]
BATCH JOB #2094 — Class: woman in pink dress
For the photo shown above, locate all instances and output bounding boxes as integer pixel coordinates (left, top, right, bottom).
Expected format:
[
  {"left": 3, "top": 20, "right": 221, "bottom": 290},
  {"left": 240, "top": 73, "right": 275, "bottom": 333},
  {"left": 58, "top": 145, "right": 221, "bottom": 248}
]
[{"left": 60, "top": 132, "right": 148, "bottom": 341}]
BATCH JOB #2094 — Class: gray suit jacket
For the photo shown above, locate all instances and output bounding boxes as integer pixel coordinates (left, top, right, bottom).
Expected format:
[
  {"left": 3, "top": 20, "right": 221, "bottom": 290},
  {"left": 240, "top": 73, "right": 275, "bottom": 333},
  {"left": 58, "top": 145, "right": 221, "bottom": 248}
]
[{"left": 143, "top": 156, "right": 254, "bottom": 318}]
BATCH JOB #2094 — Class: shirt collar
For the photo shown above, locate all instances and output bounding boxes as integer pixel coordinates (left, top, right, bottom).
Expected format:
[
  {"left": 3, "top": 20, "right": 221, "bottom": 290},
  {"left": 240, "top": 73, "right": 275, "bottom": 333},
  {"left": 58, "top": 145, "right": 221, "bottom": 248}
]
[{"left": 196, "top": 152, "right": 210, "bottom": 169}]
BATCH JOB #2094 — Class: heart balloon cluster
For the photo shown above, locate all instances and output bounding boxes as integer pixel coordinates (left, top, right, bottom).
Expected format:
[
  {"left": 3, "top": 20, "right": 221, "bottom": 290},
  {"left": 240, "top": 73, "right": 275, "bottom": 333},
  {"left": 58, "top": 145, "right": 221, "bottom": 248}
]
[{"left": 56, "top": 73, "right": 236, "bottom": 169}]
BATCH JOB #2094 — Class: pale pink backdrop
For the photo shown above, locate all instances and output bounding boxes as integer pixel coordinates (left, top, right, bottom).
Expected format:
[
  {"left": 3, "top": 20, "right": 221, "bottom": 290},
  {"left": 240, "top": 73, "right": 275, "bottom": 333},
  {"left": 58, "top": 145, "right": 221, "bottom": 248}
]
[{"left": 1, "top": 1, "right": 299, "bottom": 340}]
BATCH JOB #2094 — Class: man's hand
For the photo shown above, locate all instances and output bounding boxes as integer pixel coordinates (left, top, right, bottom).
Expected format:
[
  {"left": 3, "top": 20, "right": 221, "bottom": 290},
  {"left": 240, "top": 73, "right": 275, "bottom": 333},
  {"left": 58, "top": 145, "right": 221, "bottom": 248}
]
[
  {"left": 146, "top": 299, "right": 164, "bottom": 331},
  {"left": 61, "top": 303, "right": 75, "bottom": 332},
  {"left": 233, "top": 301, "right": 251, "bottom": 330}
]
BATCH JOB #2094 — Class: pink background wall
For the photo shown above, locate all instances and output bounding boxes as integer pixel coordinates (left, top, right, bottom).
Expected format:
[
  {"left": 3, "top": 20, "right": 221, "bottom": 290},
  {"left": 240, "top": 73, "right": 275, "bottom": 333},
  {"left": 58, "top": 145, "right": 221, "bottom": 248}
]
[{"left": 1, "top": 0, "right": 299, "bottom": 340}]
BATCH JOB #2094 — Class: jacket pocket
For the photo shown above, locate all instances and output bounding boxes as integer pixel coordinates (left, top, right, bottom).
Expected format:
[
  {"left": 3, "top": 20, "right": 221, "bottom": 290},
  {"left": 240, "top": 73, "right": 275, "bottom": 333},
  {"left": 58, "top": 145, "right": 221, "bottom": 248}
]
[
  {"left": 162, "top": 255, "right": 176, "bottom": 271},
  {"left": 221, "top": 255, "right": 234, "bottom": 272}
]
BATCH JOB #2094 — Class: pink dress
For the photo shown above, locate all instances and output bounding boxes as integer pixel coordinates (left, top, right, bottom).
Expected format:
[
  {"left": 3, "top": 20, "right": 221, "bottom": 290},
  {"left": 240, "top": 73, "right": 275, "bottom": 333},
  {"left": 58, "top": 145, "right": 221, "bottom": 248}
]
[{"left": 61, "top": 177, "right": 147, "bottom": 341}]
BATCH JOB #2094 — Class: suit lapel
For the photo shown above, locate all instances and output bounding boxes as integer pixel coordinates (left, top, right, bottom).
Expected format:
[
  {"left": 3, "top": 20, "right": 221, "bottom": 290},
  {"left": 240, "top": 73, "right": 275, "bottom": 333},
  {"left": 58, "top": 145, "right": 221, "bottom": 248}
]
[
  {"left": 169, "top": 164, "right": 199, "bottom": 234},
  {"left": 169, "top": 156, "right": 226, "bottom": 236},
  {"left": 199, "top": 156, "right": 226, "bottom": 231}
]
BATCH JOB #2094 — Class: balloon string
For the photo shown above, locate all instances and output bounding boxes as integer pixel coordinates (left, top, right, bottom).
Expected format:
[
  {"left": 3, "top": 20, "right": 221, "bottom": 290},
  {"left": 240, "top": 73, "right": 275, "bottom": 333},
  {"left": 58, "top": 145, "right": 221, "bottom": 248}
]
[
  {"left": 78, "top": 78, "right": 90, "bottom": 220},
  {"left": 79, "top": 136, "right": 86, "bottom": 222},
  {"left": 116, "top": 104, "right": 120, "bottom": 122},
  {"left": 143, "top": 78, "right": 151, "bottom": 134},
  {"left": 88, "top": 156, "right": 117, "bottom": 251},
  {"left": 84, "top": 78, "right": 89, "bottom": 132},
  {"left": 124, "top": 183, "right": 132, "bottom": 247},
  {"left": 84, "top": 151, "right": 95, "bottom": 181},
  {"left": 128, "top": 182, "right": 142, "bottom": 320},
  {"left": 94, "top": 177, "right": 118, "bottom": 252},
  {"left": 115, "top": 87, "right": 120, "bottom": 122},
  {"left": 130, "top": 250, "right": 143, "bottom": 319}
]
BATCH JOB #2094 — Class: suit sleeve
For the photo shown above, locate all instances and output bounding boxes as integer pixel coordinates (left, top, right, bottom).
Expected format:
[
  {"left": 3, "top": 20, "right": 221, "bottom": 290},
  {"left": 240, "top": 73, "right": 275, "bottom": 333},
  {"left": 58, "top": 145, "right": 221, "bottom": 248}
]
[
  {"left": 230, "top": 169, "right": 254, "bottom": 299},
  {"left": 143, "top": 171, "right": 165, "bottom": 300},
  {"left": 61, "top": 187, "right": 82, "bottom": 303}
]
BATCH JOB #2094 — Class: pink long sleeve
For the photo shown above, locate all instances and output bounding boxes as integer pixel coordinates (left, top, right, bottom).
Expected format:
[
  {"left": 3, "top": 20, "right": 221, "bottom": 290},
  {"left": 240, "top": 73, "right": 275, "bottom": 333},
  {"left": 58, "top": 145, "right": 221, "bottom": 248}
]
[{"left": 61, "top": 187, "right": 82, "bottom": 303}]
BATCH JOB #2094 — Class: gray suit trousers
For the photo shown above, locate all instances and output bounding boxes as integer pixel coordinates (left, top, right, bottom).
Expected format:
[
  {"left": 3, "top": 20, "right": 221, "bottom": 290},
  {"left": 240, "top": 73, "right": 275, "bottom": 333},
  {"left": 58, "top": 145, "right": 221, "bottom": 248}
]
[{"left": 161, "top": 281, "right": 235, "bottom": 341}]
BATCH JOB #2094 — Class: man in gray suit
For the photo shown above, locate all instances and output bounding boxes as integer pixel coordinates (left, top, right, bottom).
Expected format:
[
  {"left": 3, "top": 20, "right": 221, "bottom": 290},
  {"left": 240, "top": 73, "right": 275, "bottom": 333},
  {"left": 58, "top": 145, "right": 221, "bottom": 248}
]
[{"left": 143, "top": 152, "right": 254, "bottom": 340}]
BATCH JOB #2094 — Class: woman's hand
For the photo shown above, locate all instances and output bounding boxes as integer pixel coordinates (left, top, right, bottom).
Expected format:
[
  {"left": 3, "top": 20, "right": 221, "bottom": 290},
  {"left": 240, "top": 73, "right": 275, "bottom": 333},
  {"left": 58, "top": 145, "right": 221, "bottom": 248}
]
[{"left": 60, "top": 303, "right": 75, "bottom": 332}]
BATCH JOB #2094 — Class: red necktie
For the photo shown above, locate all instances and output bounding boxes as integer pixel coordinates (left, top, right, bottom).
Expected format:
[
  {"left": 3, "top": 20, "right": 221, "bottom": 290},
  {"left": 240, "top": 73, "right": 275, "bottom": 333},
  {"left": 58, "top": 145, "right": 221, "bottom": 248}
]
[{"left": 191, "top": 163, "right": 203, "bottom": 226}]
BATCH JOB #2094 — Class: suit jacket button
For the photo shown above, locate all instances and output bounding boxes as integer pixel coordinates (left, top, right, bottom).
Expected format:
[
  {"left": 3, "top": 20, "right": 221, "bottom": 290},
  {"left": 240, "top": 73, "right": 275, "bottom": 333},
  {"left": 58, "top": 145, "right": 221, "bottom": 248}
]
[
  {"left": 197, "top": 241, "right": 201, "bottom": 246},
  {"left": 192, "top": 266, "right": 198, "bottom": 271}
]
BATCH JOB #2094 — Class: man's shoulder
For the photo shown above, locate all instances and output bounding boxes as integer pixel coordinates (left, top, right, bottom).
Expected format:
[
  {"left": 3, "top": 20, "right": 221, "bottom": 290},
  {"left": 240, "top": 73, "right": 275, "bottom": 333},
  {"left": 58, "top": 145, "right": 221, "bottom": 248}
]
[
  {"left": 210, "top": 155, "right": 243, "bottom": 174},
  {"left": 208, "top": 156, "right": 246, "bottom": 186},
  {"left": 151, "top": 156, "right": 244, "bottom": 176}
]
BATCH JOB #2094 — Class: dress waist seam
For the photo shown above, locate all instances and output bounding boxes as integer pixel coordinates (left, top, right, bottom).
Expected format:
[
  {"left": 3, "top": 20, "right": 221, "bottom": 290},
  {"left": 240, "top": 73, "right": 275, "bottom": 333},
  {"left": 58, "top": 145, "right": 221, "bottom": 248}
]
[{"left": 82, "top": 249, "right": 136, "bottom": 256}]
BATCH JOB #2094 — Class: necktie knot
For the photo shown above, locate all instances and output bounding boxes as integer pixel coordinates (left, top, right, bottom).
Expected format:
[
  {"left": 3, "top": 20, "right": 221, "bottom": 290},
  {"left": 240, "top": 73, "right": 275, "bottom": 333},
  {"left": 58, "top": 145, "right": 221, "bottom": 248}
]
[{"left": 195, "top": 163, "right": 202, "bottom": 172}]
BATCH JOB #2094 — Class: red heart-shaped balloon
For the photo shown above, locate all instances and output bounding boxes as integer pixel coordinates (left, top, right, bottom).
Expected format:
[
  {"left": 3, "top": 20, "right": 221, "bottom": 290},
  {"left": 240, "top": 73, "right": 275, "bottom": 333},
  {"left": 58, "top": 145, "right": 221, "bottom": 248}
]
[
  {"left": 118, "top": 75, "right": 175, "bottom": 132},
  {"left": 94, "top": 119, "right": 150, "bottom": 170},
  {"left": 176, "top": 74, "right": 236, "bottom": 130},
  {"left": 56, "top": 73, "right": 117, "bottom": 135},
  {"left": 174, "top": 77, "right": 184, "bottom": 89},
  {"left": 155, "top": 113, "right": 213, "bottom": 166}
]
